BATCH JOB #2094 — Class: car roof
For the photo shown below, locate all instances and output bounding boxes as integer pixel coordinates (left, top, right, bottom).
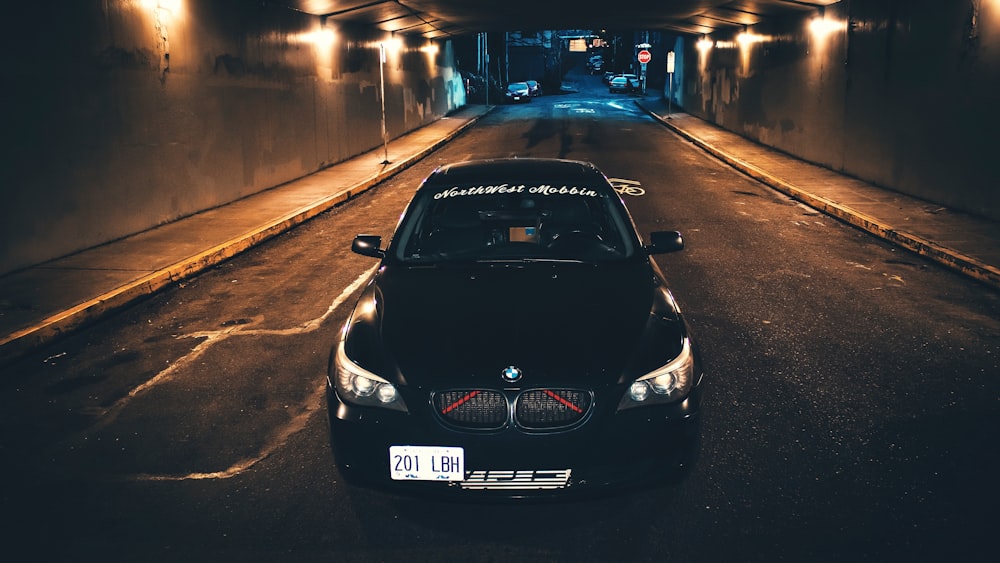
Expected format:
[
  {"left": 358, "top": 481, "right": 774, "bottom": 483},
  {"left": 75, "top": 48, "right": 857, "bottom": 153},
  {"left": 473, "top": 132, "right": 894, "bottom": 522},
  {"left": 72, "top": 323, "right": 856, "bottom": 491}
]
[{"left": 423, "top": 158, "right": 611, "bottom": 188}]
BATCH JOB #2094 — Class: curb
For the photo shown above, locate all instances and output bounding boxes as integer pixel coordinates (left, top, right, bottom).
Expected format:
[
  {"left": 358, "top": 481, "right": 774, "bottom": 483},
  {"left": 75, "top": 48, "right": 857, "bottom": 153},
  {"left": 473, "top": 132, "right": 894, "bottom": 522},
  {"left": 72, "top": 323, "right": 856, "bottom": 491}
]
[
  {"left": 637, "top": 101, "right": 1000, "bottom": 291},
  {"left": 0, "top": 107, "right": 491, "bottom": 363}
]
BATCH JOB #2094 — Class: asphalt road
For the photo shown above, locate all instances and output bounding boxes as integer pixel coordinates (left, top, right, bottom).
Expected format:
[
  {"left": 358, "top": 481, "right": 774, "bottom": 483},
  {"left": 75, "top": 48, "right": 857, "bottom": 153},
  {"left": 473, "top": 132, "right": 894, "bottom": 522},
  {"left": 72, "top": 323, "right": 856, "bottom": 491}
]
[{"left": 2, "top": 69, "right": 998, "bottom": 562}]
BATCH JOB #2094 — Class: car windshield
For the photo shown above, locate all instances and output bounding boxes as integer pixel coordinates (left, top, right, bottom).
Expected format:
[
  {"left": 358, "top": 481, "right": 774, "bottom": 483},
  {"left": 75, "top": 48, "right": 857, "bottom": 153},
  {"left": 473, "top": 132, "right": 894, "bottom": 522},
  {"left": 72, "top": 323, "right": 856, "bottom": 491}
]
[{"left": 392, "top": 181, "right": 638, "bottom": 264}]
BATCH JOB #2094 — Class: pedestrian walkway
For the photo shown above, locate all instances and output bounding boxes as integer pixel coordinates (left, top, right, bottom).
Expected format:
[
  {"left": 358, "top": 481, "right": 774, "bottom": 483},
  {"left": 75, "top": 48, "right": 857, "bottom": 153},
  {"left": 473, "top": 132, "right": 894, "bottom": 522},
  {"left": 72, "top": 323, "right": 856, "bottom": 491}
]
[
  {"left": 635, "top": 97, "right": 1000, "bottom": 293},
  {"left": 0, "top": 105, "right": 492, "bottom": 363},
  {"left": 3, "top": 100, "right": 1000, "bottom": 364}
]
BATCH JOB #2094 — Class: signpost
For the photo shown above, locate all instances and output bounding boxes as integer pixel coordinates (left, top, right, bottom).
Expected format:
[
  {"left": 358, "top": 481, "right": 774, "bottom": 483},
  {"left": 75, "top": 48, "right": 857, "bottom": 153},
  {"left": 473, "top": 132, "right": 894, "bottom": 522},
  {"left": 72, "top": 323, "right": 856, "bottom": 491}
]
[
  {"left": 667, "top": 51, "right": 675, "bottom": 116},
  {"left": 379, "top": 42, "right": 389, "bottom": 163},
  {"left": 637, "top": 49, "right": 651, "bottom": 94}
]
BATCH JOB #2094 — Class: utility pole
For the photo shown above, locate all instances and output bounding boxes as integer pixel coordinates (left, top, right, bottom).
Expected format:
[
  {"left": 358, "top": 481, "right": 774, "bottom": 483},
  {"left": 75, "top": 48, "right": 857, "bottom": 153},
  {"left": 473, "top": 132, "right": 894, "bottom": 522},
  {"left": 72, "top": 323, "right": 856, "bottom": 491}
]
[{"left": 379, "top": 42, "right": 389, "bottom": 164}]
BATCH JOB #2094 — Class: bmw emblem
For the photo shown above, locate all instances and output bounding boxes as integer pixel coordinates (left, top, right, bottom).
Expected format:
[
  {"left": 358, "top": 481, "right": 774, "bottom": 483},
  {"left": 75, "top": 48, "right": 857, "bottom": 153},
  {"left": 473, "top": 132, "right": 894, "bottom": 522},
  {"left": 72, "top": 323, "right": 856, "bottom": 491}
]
[{"left": 501, "top": 366, "right": 523, "bottom": 383}]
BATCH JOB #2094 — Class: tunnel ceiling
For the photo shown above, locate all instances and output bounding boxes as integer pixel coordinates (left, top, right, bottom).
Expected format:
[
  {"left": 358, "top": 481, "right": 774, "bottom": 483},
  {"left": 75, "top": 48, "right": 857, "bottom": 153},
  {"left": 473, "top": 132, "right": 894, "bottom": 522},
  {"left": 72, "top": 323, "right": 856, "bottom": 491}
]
[{"left": 274, "top": 0, "right": 842, "bottom": 39}]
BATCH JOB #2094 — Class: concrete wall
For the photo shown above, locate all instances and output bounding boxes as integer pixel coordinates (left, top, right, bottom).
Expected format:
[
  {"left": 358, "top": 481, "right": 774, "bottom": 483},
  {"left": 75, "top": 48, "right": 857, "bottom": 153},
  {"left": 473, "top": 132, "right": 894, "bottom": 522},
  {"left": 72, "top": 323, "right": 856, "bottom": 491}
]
[
  {"left": 679, "top": 0, "right": 1000, "bottom": 222},
  {"left": 0, "top": 0, "right": 465, "bottom": 276}
]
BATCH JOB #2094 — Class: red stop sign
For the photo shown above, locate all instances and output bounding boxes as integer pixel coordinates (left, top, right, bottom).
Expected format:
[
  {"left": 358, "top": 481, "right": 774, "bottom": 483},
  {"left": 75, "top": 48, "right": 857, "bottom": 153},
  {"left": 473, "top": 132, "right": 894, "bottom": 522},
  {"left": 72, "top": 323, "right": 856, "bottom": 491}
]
[{"left": 637, "top": 50, "right": 651, "bottom": 64}]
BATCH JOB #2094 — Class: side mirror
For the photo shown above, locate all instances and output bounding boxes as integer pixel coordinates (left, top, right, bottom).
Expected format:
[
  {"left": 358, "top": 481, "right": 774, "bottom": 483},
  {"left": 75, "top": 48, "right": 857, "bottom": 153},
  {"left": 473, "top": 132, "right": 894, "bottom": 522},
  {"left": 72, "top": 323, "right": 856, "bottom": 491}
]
[
  {"left": 351, "top": 234, "right": 385, "bottom": 258},
  {"left": 646, "top": 231, "right": 684, "bottom": 255}
]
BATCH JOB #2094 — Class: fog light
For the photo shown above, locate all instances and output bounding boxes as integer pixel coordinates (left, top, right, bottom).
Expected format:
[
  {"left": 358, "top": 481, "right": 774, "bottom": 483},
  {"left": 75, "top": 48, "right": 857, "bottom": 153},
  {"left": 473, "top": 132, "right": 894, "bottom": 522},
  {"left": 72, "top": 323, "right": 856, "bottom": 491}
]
[{"left": 628, "top": 381, "right": 650, "bottom": 402}]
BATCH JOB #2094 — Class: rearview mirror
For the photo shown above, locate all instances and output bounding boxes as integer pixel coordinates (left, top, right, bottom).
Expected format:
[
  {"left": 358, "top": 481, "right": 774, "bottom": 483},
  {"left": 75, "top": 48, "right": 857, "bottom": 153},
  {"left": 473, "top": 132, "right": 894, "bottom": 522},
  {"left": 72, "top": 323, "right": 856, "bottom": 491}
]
[
  {"left": 352, "top": 234, "right": 385, "bottom": 258},
  {"left": 646, "top": 231, "right": 684, "bottom": 255}
]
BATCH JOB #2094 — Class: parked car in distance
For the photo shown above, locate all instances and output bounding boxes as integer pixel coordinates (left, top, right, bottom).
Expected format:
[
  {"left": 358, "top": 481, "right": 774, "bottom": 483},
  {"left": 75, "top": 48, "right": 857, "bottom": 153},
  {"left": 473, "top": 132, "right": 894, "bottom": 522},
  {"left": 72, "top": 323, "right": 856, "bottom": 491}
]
[
  {"left": 327, "top": 157, "right": 703, "bottom": 498},
  {"left": 609, "top": 76, "right": 631, "bottom": 93},
  {"left": 587, "top": 55, "right": 604, "bottom": 73},
  {"left": 603, "top": 71, "right": 616, "bottom": 84},
  {"left": 525, "top": 80, "right": 543, "bottom": 97},
  {"left": 621, "top": 73, "right": 641, "bottom": 91},
  {"left": 505, "top": 82, "right": 531, "bottom": 103}
]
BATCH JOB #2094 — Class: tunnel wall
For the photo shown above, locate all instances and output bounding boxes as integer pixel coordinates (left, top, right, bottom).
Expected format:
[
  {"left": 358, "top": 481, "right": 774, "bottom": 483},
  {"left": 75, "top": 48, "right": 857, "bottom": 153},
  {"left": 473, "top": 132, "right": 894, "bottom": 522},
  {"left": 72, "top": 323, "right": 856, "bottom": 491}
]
[
  {"left": 0, "top": 0, "right": 465, "bottom": 276},
  {"left": 679, "top": 0, "right": 1000, "bottom": 222}
]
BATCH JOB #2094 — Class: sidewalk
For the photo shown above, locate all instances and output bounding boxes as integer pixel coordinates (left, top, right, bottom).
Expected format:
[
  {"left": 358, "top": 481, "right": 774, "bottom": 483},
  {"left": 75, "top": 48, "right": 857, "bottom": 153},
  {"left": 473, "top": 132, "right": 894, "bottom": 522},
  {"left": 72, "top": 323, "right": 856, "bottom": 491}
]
[
  {"left": 3, "top": 100, "right": 1000, "bottom": 364},
  {"left": 635, "top": 97, "right": 1000, "bottom": 293},
  {"left": 0, "top": 105, "right": 493, "bottom": 363}
]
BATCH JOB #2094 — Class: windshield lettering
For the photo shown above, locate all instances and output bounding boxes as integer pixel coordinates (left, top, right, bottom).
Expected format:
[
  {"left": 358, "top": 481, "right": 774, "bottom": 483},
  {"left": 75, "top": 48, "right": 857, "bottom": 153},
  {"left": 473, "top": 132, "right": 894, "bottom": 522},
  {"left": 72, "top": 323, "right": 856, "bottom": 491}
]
[
  {"left": 434, "top": 184, "right": 525, "bottom": 199},
  {"left": 433, "top": 184, "right": 598, "bottom": 199},
  {"left": 528, "top": 185, "right": 598, "bottom": 197}
]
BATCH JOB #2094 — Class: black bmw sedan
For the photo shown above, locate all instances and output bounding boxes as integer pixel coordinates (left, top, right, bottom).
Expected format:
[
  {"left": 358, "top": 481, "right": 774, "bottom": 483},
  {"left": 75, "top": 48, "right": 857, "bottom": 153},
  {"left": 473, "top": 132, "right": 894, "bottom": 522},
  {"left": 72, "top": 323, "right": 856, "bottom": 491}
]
[{"left": 327, "top": 158, "right": 704, "bottom": 498}]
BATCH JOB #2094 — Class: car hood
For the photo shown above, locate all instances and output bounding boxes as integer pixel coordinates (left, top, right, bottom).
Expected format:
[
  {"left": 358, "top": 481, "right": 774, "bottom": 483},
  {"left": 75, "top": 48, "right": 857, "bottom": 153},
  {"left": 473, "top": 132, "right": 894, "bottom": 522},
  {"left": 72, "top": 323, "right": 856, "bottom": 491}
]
[{"left": 345, "top": 260, "right": 684, "bottom": 389}]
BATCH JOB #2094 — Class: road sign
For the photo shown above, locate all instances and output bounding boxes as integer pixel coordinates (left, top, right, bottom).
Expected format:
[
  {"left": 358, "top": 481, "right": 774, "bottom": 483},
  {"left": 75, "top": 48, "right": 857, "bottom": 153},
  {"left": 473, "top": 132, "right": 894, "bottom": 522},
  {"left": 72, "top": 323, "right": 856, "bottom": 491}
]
[{"left": 637, "top": 49, "right": 652, "bottom": 64}]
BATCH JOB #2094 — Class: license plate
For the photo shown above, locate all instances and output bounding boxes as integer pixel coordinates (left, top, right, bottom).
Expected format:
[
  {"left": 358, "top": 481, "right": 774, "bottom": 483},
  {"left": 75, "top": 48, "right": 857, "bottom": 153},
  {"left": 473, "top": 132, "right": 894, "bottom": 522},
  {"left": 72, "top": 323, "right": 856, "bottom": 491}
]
[{"left": 389, "top": 445, "right": 464, "bottom": 481}]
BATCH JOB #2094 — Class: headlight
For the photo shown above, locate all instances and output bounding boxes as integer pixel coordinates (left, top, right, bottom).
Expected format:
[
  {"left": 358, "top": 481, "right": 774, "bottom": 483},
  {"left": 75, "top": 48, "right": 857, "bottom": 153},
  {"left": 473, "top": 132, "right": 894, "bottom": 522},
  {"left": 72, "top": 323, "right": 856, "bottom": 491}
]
[
  {"left": 334, "top": 338, "right": 407, "bottom": 412},
  {"left": 617, "top": 337, "right": 694, "bottom": 411}
]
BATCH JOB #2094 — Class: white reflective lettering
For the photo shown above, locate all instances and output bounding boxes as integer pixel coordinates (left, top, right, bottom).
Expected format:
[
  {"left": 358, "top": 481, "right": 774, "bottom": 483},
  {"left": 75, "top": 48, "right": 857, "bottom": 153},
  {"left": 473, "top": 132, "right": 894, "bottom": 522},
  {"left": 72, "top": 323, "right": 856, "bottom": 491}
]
[{"left": 434, "top": 184, "right": 597, "bottom": 199}]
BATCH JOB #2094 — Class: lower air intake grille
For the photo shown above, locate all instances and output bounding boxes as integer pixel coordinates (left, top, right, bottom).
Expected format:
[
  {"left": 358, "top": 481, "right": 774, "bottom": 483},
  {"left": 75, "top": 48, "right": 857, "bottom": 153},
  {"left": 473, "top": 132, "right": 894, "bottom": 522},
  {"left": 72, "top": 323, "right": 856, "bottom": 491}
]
[
  {"left": 434, "top": 390, "right": 508, "bottom": 429},
  {"left": 460, "top": 469, "right": 572, "bottom": 490},
  {"left": 514, "top": 389, "right": 592, "bottom": 429}
]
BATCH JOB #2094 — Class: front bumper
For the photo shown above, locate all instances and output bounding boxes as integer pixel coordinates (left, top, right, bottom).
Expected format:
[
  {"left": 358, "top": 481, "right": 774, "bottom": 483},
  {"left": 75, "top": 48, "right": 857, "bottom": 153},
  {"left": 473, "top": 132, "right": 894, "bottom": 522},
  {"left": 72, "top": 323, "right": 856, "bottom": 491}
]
[
  {"left": 505, "top": 94, "right": 529, "bottom": 103},
  {"left": 325, "top": 378, "right": 702, "bottom": 499}
]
